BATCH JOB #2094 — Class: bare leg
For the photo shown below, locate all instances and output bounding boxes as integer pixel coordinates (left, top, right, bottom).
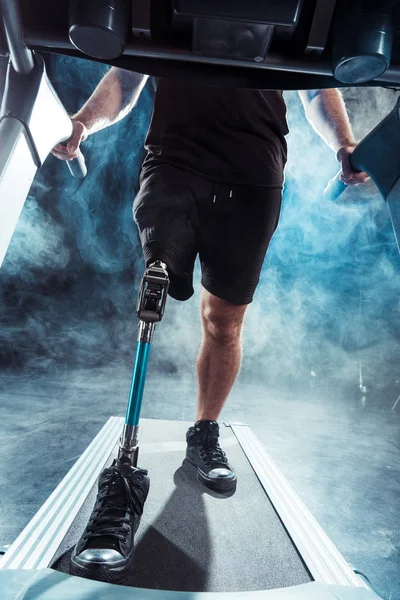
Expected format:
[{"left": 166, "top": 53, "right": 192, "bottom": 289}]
[{"left": 196, "top": 288, "right": 247, "bottom": 421}]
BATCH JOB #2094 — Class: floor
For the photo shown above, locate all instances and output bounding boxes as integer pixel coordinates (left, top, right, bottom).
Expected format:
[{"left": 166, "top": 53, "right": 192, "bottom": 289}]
[{"left": 0, "top": 364, "right": 398, "bottom": 599}]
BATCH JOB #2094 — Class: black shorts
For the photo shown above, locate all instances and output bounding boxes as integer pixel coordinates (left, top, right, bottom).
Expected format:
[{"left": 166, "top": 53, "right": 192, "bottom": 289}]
[{"left": 133, "top": 163, "right": 282, "bottom": 305}]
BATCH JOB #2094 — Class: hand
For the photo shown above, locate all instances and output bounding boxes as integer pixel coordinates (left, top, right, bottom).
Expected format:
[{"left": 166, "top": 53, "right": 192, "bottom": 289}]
[
  {"left": 52, "top": 119, "right": 88, "bottom": 161},
  {"left": 337, "top": 144, "right": 369, "bottom": 186}
]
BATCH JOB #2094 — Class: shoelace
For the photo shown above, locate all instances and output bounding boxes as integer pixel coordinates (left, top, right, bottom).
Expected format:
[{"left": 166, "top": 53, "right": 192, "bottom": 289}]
[
  {"left": 83, "top": 467, "right": 144, "bottom": 542},
  {"left": 199, "top": 431, "right": 228, "bottom": 467}
]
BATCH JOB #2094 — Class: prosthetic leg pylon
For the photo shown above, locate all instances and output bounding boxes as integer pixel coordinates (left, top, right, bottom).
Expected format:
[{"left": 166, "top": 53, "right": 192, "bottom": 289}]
[
  {"left": 118, "top": 260, "right": 169, "bottom": 466},
  {"left": 69, "top": 263, "right": 168, "bottom": 581}
]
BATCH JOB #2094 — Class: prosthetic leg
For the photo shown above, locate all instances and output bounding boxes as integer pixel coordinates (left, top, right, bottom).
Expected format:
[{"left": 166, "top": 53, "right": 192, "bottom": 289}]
[
  {"left": 70, "top": 260, "right": 169, "bottom": 581},
  {"left": 118, "top": 260, "right": 169, "bottom": 465}
]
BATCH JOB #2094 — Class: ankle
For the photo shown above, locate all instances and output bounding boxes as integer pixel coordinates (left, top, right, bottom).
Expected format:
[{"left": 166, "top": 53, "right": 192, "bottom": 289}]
[{"left": 194, "top": 419, "right": 218, "bottom": 428}]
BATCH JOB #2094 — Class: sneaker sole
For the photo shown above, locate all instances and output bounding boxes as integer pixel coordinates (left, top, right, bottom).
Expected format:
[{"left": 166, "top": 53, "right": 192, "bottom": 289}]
[
  {"left": 186, "top": 457, "right": 237, "bottom": 493},
  {"left": 70, "top": 554, "right": 134, "bottom": 583}
]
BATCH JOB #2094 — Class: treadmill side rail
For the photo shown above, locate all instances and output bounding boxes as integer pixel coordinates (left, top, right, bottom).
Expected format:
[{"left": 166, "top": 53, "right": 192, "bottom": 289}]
[
  {"left": 231, "top": 424, "right": 367, "bottom": 588},
  {"left": 0, "top": 417, "right": 122, "bottom": 571}
]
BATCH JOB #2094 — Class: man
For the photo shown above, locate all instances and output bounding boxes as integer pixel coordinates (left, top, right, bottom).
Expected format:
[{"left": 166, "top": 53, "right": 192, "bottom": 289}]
[{"left": 53, "top": 72, "right": 368, "bottom": 582}]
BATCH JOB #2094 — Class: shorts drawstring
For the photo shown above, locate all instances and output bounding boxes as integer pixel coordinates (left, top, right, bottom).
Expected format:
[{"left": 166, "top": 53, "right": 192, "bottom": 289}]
[{"left": 212, "top": 187, "right": 233, "bottom": 203}]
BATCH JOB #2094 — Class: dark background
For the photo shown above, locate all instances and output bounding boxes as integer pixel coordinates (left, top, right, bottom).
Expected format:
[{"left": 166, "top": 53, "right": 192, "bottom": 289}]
[{"left": 0, "top": 55, "right": 399, "bottom": 598}]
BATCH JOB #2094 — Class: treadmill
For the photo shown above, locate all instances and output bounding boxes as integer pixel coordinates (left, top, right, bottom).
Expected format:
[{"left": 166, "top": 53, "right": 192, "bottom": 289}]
[
  {"left": 0, "top": 418, "right": 380, "bottom": 599},
  {"left": 0, "top": 1, "right": 395, "bottom": 597}
]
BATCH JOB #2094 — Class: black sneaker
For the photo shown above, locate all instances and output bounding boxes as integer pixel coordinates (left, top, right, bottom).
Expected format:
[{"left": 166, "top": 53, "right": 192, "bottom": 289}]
[
  {"left": 70, "top": 459, "right": 149, "bottom": 583},
  {"left": 186, "top": 420, "right": 237, "bottom": 492}
]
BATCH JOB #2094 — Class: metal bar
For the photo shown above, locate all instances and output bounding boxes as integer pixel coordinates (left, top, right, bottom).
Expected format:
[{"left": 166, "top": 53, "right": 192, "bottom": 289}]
[
  {"left": 0, "top": 0, "right": 34, "bottom": 74},
  {"left": 230, "top": 424, "right": 368, "bottom": 588},
  {"left": 0, "top": 417, "right": 123, "bottom": 570},
  {"left": 24, "top": 30, "right": 334, "bottom": 76},
  {"left": 94, "top": 42, "right": 332, "bottom": 76},
  {"left": 17, "top": 25, "right": 400, "bottom": 85},
  {"left": 125, "top": 340, "right": 151, "bottom": 427}
]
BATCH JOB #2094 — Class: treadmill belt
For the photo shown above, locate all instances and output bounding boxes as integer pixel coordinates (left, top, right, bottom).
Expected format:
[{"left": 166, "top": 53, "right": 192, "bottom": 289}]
[{"left": 52, "top": 419, "right": 311, "bottom": 592}]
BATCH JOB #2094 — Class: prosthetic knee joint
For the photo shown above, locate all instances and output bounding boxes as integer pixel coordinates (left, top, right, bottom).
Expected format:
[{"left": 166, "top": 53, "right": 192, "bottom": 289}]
[{"left": 118, "top": 260, "right": 169, "bottom": 466}]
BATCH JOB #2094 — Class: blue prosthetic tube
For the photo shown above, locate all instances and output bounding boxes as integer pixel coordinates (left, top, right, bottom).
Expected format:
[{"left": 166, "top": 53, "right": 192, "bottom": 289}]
[
  {"left": 126, "top": 340, "right": 151, "bottom": 428},
  {"left": 118, "top": 321, "right": 155, "bottom": 465}
]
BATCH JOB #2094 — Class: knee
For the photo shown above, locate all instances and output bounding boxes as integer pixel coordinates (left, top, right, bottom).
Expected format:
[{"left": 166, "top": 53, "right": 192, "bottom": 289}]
[{"left": 201, "top": 298, "right": 246, "bottom": 345}]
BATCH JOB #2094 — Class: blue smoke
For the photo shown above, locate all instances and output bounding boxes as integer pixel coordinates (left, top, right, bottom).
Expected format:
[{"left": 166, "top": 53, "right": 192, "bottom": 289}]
[
  {"left": 0, "top": 55, "right": 153, "bottom": 368},
  {"left": 242, "top": 89, "right": 400, "bottom": 388},
  {"left": 1, "top": 55, "right": 400, "bottom": 395}
]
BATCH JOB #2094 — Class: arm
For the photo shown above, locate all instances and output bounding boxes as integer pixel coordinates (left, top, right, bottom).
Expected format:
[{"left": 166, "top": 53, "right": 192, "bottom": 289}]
[
  {"left": 53, "top": 68, "right": 149, "bottom": 159},
  {"left": 74, "top": 67, "right": 148, "bottom": 135},
  {"left": 298, "top": 89, "right": 368, "bottom": 185}
]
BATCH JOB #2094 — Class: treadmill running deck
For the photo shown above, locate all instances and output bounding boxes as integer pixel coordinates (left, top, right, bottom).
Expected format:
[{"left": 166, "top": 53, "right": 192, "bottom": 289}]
[{"left": 52, "top": 419, "right": 311, "bottom": 591}]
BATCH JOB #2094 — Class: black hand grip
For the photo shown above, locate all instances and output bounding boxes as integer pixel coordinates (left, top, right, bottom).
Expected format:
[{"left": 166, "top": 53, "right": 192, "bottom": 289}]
[
  {"left": 324, "top": 171, "right": 347, "bottom": 201},
  {"left": 66, "top": 148, "right": 87, "bottom": 179}
]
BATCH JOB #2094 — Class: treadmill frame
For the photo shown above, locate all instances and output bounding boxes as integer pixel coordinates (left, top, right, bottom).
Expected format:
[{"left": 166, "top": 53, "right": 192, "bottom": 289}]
[{"left": 0, "top": 418, "right": 368, "bottom": 591}]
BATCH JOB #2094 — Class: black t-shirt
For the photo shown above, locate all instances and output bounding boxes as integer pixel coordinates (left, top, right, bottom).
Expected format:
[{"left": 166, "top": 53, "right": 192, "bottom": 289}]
[{"left": 143, "top": 79, "right": 289, "bottom": 188}]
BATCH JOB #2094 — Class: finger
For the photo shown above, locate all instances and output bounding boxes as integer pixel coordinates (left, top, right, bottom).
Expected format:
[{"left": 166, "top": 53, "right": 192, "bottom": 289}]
[
  {"left": 341, "top": 158, "right": 354, "bottom": 180},
  {"left": 67, "top": 141, "right": 77, "bottom": 154},
  {"left": 52, "top": 149, "right": 79, "bottom": 161},
  {"left": 347, "top": 178, "right": 369, "bottom": 186},
  {"left": 340, "top": 173, "right": 359, "bottom": 186},
  {"left": 52, "top": 148, "right": 76, "bottom": 160},
  {"left": 67, "top": 126, "right": 85, "bottom": 154},
  {"left": 52, "top": 143, "right": 75, "bottom": 158},
  {"left": 340, "top": 160, "right": 356, "bottom": 184},
  {"left": 52, "top": 147, "right": 78, "bottom": 158},
  {"left": 52, "top": 150, "right": 69, "bottom": 160},
  {"left": 340, "top": 172, "right": 354, "bottom": 185},
  {"left": 352, "top": 171, "right": 370, "bottom": 184},
  {"left": 53, "top": 124, "right": 84, "bottom": 156},
  {"left": 342, "top": 177, "right": 369, "bottom": 186},
  {"left": 53, "top": 143, "right": 67, "bottom": 153},
  {"left": 344, "top": 173, "right": 370, "bottom": 186}
]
